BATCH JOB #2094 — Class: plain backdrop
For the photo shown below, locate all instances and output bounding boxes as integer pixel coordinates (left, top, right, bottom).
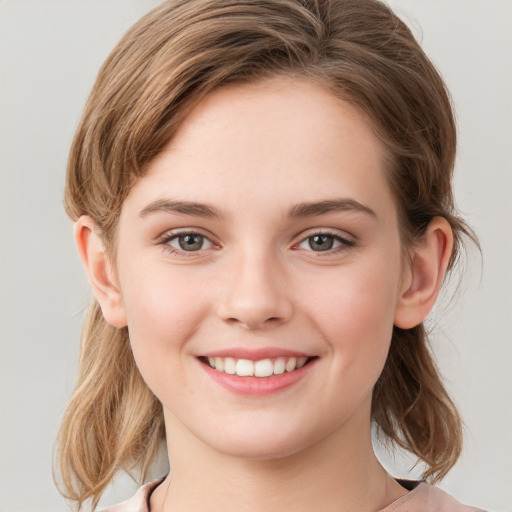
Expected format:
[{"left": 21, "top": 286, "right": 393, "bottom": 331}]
[{"left": 0, "top": 1, "right": 511, "bottom": 511}]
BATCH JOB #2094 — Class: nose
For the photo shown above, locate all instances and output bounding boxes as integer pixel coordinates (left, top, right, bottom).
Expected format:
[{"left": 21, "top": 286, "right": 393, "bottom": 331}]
[{"left": 216, "top": 250, "right": 293, "bottom": 330}]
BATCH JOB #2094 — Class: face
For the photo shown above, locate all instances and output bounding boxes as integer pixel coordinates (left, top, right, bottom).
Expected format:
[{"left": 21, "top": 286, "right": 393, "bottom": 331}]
[{"left": 113, "top": 78, "right": 408, "bottom": 459}]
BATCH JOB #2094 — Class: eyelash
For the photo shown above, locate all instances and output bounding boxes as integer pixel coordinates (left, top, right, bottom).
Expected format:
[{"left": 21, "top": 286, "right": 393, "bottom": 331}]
[
  {"left": 157, "top": 229, "right": 355, "bottom": 257},
  {"left": 157, "top": 230, "right": 215, "bottom": 258},
  {"left": 294, "top": 230, "right": 355, "bottom": 254}
]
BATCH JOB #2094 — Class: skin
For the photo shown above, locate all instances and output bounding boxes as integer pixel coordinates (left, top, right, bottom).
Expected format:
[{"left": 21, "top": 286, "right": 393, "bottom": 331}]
[{"left": 76, "top": 78, "right": 453, "bottom": 512}]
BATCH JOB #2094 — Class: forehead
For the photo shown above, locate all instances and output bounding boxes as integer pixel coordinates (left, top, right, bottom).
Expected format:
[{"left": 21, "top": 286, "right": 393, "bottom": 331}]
[{"left": 122, "top": 77, "right": 396, "bottom": 222}]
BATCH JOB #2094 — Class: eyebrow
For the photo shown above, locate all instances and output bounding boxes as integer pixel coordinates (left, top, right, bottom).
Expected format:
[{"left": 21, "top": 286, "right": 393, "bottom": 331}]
[
  {"left": 139, "top": 197, "right": 376, "bottom": 220},
  {"left": 139, "top": 199, "right": 224, "bottom": 218},
  {"left": 287, "top": 199, "right": 376, "bottom": 218}
]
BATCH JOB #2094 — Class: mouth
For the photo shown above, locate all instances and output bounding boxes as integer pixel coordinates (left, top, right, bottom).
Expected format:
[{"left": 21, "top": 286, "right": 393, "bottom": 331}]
[{"left": 199, "top": 355, "right": 316, "bottom": 378}]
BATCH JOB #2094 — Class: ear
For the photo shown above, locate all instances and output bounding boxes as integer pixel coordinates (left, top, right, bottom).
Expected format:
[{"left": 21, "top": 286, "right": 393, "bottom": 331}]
[
  {"left": 394, "top": 217, "right": 454, "bottom": 329},
  {"left": 74, "top": 216, "right": 127, "bottom": 328}
]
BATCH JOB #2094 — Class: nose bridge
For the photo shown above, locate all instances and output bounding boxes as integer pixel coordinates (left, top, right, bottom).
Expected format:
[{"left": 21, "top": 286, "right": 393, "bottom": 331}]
[{"left": 217, "top": 242, "right": 293, "bottom": 329}]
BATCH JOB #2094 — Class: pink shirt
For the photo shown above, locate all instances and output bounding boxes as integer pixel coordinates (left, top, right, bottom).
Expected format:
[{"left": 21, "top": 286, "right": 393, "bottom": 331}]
[{"left": 100, "top": 477, "right": 486, "bottom": 512}]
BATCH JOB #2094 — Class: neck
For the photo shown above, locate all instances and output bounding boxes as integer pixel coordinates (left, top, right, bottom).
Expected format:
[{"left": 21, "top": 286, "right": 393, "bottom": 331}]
[{"left": 151, "top": 407, "right": 406, "bottom": 512}]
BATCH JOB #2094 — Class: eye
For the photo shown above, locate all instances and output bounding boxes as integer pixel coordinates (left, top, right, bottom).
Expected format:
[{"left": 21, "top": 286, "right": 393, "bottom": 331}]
[
  {"left": 166, "top": 232, "right": 214, "bottom": 252},
  {"left": 297, "top": 232, "right": 353, "bottom": 252}
]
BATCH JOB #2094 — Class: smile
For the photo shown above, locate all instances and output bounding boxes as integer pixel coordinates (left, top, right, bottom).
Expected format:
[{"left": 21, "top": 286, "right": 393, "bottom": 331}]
[{"left": 205, "top": 356, "right": 310, "bottom": 377}]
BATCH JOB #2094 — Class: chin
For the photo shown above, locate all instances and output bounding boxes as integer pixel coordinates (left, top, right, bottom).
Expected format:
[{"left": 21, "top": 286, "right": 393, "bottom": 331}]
[
  {"left": 202, "top": 424, "right": 322, "bottom": 462},
  {"left": 218, "top": 442, "right": 304, "bottom": 461}
]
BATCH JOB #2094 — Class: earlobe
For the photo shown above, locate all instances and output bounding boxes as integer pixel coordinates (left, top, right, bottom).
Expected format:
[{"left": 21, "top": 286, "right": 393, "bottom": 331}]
[
  {"left": 394, "top": 217, "right": 454, "bottom": 329},
  {"left": 74, "top": 216, "right": 127, "bottom": 328}
]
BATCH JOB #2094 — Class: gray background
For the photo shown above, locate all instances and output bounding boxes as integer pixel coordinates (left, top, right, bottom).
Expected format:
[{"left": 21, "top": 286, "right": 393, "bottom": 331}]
[{"left": 1, "top": 1, "right": 510, "bottom": 511}]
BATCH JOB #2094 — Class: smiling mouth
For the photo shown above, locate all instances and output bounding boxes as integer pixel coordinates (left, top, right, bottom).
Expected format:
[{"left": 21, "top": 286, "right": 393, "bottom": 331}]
[{"left": 199, "top": 356, "right": 315, "bottom": 378}]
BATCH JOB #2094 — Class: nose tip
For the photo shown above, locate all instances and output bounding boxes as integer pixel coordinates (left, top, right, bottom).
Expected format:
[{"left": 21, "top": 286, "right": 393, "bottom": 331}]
[{"left": 216, "top": 258, "right": 293, "bottom": 330}]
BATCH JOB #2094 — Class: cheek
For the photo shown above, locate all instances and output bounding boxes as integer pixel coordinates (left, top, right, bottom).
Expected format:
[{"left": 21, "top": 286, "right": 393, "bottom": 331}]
[
  {"left": 116, "top": 262, "right": 208, "bottom": 383},
  {"left": 303, "top": 261, "right": 401, "bottom": 380}
]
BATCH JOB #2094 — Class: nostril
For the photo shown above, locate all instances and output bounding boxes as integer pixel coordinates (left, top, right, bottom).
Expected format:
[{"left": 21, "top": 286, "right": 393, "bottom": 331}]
[{"left": 222, "top": 315, "right": 285, "bottom": 330}]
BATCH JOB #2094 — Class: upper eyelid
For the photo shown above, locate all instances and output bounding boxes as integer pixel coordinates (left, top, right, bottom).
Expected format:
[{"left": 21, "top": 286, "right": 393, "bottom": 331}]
[
  {"left": 295, "top": 228, "right": 355, "bottom": 243},
  {"left": 157, "top": 227, "right": 216, "bottom": 242},
  {"left": 156, "top": 227, "right": 355, "bottom": 248}
]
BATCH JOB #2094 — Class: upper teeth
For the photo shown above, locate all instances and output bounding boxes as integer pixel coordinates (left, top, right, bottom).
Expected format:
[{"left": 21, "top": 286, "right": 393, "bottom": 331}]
[{"left": 207, "top": 356, "right": 308, "bottom": 377}]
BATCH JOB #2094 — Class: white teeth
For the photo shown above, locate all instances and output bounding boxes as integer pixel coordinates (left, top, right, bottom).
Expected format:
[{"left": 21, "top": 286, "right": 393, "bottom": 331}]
[
  {"left": 205, "top": 355, "right": 310, "bottom": 377},
  {"left": 235, "top": 359, "right": 254, "bottom": 376},
  {"left": 285, "top": 357, "right": 297, "bottom": 372},
  {"left": 254, "top": 359, "right": 274, "bottom": 377},
  {"left": 224, "top": 357, "right": 236, "bottom": 374},
  {"left": 273, "top": 358, "right": 286, "bottom": 375}
]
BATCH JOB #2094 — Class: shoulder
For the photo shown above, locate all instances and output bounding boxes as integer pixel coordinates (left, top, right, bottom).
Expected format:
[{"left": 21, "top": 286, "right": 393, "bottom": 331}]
[
  {"left": 98, "top": 476, "right": 165, "bottom": 512},
  {"left": 98, "top": 477, "right": 487, "bottom": 512},
  {"left": 380, "top": 481, "right": 487, "bottom": 512}
]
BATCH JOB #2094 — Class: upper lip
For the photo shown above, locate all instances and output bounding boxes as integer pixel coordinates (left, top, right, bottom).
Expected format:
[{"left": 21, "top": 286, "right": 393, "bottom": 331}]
[{"left": 200, "top": 347, "right": 314, "bottom": 360}]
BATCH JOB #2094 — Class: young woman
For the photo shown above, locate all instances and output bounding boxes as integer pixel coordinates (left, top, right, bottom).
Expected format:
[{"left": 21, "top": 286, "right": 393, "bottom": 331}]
[{"left": 56, "top": 0, "right": 485, "bottom": 510}]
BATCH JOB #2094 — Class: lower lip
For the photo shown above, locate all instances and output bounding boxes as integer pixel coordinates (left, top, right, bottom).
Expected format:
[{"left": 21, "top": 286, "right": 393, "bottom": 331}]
[{"left": 200, "top": 359, "right": 315, "bottom": 396}]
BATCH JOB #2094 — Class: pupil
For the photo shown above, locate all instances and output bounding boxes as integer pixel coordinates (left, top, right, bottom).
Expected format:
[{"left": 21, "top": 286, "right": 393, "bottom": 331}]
[
  {"left": 179, "top": 234, "right": 203, "bottom": 251},
  {"left": 310, "top": 235, "right": 333, "bottom": 251}
]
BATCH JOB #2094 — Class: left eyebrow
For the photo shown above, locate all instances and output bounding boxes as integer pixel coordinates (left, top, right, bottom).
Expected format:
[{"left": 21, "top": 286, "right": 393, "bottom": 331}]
[
  {"left": 139, "top": 199, "right": 225, "bottom": 218},
  {"left": 287, "top": 199, "right": 377, "bottom": 218}
]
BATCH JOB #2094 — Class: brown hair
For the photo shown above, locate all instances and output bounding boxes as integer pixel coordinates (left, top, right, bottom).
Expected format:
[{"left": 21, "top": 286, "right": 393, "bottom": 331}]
[{"left": 57, "top": 0, "right": 475, "bottom": 508}]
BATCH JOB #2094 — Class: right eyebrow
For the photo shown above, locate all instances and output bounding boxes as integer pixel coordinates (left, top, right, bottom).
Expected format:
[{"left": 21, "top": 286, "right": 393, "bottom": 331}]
[{"left": 139, "top": 199, "right": 225, "bottom": 219}]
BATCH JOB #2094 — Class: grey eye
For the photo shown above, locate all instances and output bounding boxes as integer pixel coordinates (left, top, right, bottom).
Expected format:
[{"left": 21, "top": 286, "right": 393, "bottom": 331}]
[
  {"left": 169, "top": 233, "right": 213, "bottom": 251},
  {"left": 298, "top": 233, "right": 348, "bottom": 252},
  {"left": 306, "top": 234, "right": 335, "bottom": 251}
]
